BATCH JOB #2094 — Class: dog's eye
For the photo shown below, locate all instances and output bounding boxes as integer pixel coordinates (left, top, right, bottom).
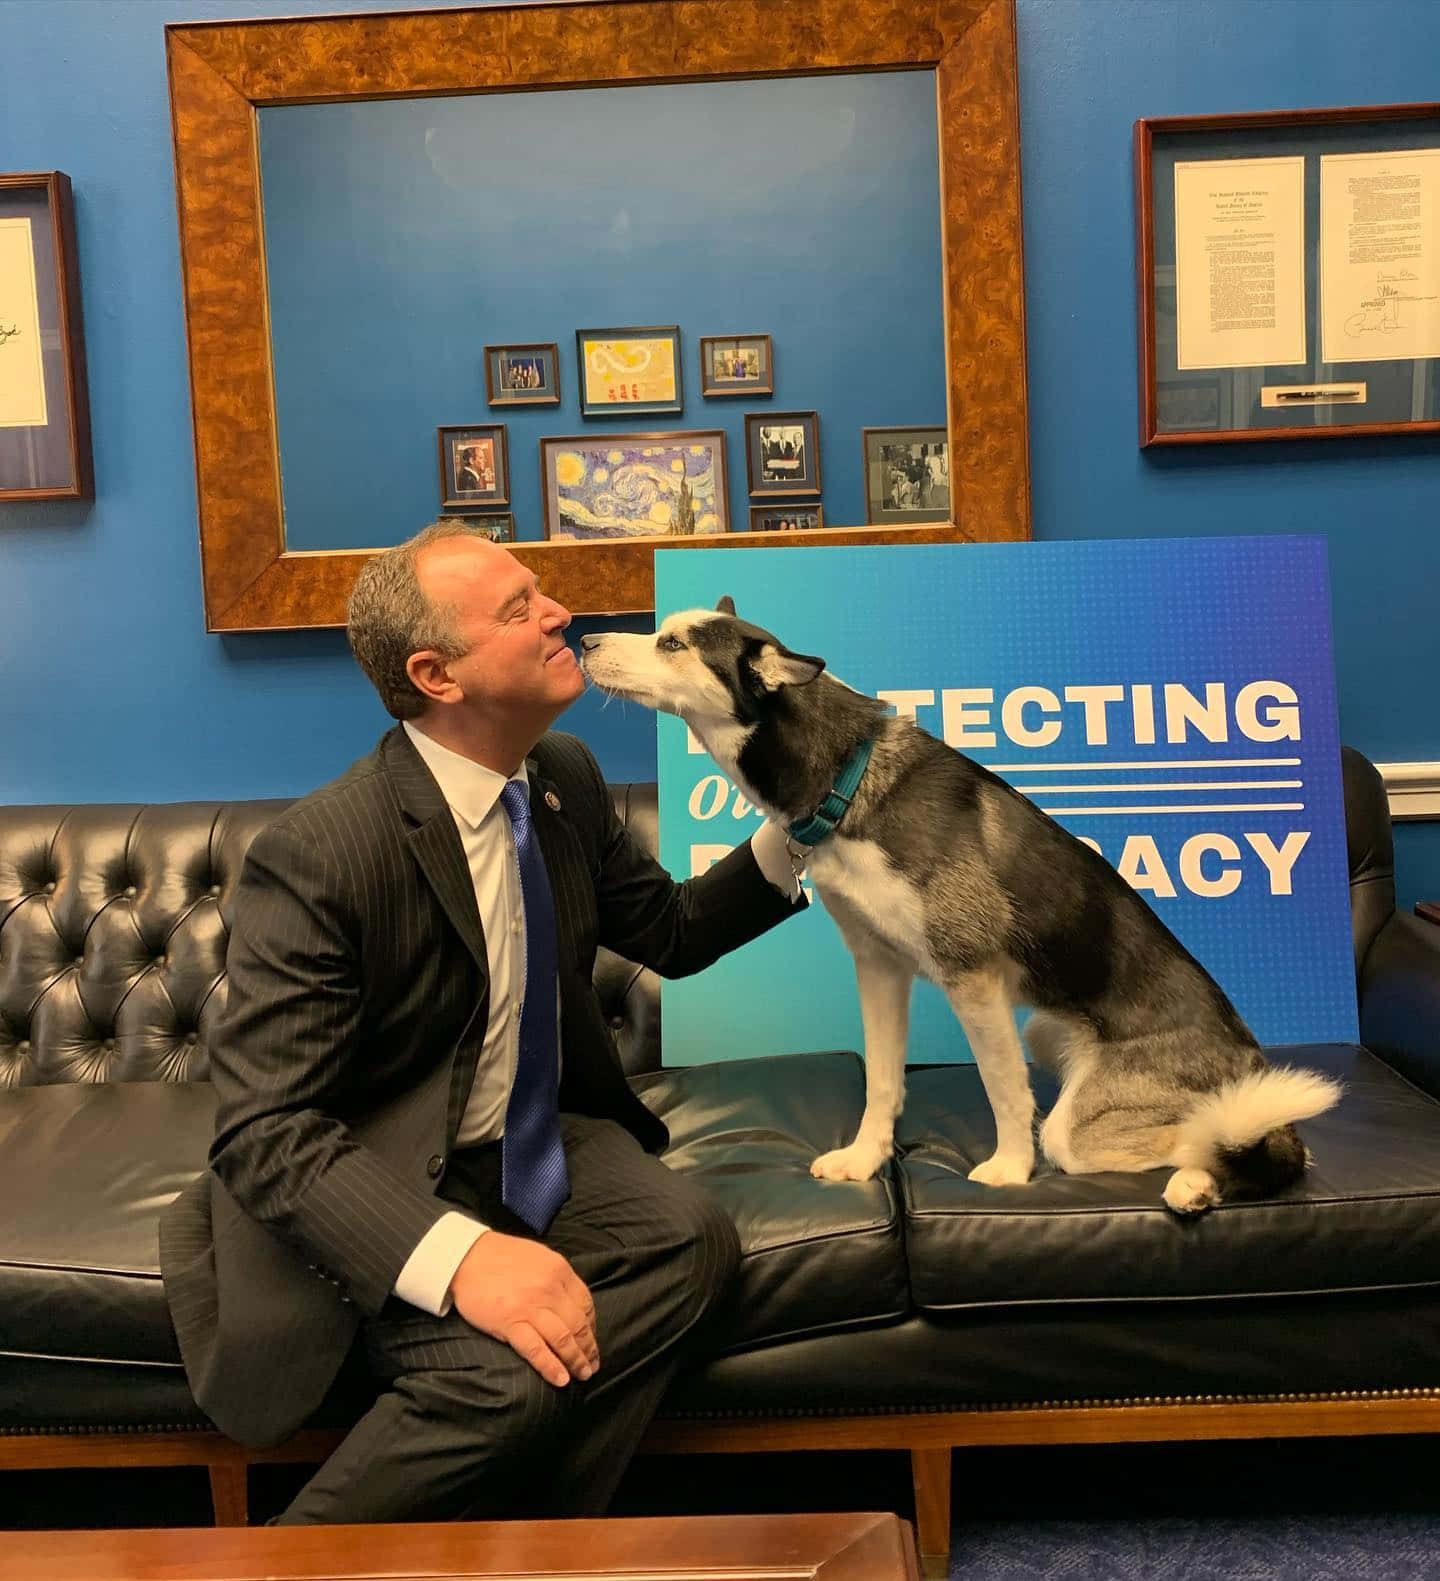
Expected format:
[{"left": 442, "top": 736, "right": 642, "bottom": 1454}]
[{"left": 656, "top": 634, "right": 685, "bottom": 653}]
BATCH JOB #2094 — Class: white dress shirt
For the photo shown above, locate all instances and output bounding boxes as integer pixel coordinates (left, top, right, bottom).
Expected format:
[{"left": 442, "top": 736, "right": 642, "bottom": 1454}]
[{"left": 393, "top": 721, "right": 801, "bottom": 1316}]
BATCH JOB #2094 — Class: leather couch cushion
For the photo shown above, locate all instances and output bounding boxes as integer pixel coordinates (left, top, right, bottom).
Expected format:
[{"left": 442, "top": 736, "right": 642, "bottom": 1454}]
[
  {"left": 899, "top": 1045, "right": 1440, "bottom": 1311},
  {"left": 1, "top": 1054, "right": 905, "bottom": 1378},
  {"left": 634, "top": 1051, "right": 909, "bottom": 1348},
  {"left": 664, "top": 1291, "right": 1440, "bottom": 1417},
  {"left": 0, "top": 1082, "right": 211, "bottom": 1366}
]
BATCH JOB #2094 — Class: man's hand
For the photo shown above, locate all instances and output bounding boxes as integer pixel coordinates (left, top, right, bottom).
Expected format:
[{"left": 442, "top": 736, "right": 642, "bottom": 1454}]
[
  {"left": 448, "top": 1230, "right": 599, "bottom": 1388},
  {"left": 750, "top": 816, "right": 804, "bottom": 900}
]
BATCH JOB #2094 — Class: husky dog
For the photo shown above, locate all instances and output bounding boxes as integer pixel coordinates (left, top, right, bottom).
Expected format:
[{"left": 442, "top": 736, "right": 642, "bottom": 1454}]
[{"left": 580, "top": 600, "right": 1341, "bottom": 1214}]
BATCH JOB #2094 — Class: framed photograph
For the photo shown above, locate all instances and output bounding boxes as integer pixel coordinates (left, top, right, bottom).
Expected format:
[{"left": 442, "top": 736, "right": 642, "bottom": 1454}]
[
  {"left": 745, "top": 411, "right": 820, "bottom": 497},
  {"left": 576, "top": 325, "right": 682, "bottom": 417},
  {"left": 438, "top": 423, "right": 509, "bottom": 508},
  {"left": 748, "top": 503, "right": 824, "bottom": 532},
  {"left": 540, "top": 430, "right": 728, "bottom": 541},
  {"left": 447, "top": 510, "right": 516, "bottom": 542},
  {"left": 484, "top": 342, "right": 560, "bottom": 406},
  {"left": 700, "top": 334, "right": 773, "bottom": 397},
  {"left": 1136, "top": 102, "right": 1440, "bottom": 445},
  {"left": 1, "top": 172, "right": 92, "bottom": 500},
  {"left": 862, "top": 426, "right": 951, "bottom": 523}
]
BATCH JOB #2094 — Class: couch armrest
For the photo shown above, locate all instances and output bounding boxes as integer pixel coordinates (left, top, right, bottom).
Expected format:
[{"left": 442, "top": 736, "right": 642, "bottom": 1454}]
[{"left": 1359, "top": 909, "right": 1440, "bottom": 1099}]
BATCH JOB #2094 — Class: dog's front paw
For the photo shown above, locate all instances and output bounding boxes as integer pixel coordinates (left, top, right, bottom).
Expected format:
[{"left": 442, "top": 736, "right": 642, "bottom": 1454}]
[
  {"left": 967, "top": 1152, "right": 1034, "bottom": 1187},
  {"left": 811, "top": 1143, "right": 887, "bottom": 1182}
]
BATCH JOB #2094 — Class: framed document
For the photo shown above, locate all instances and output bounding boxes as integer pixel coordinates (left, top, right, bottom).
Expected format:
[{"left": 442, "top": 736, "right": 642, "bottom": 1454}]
[
  {"left": 1136, "top": 103, "right": 1440, "bottom": 445},
  {"left": 0, "top": 172, "right": 91, "bottom": 499}
]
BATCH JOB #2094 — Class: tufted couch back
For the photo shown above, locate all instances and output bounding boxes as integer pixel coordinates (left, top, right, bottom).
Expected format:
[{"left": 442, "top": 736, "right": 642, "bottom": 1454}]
[
  {"left": 0, "top": 788, "right": 664, "bottom": 1090},
  {"left": 0, "top": 802, "right": 289, "bottom": 1087},
  {"left": 0, "top": 752, "right": 1394, "bottom": 1090}
]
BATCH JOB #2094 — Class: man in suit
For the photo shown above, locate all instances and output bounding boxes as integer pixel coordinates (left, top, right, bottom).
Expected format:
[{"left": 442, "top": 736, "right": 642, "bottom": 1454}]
[
  {"left": 161, "top": 520, "right": 806, "bottom": 1524},
  {"left": 457, "top": 446, "right": 484, "bottom": 494}
]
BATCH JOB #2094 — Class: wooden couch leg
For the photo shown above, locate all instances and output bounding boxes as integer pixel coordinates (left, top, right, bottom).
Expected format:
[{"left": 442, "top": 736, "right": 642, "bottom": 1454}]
[
  {"left": 910, "top": 1445, "right": 951, "bottom": 1579},
  {"left": 208, "top": 1461, "right": 250, "bottom": 1525}
]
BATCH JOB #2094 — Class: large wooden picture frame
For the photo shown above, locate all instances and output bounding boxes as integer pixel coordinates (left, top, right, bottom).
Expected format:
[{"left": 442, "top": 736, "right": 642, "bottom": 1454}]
[{"left": 166, "top": 0, "right": 1030, "bottom": 630}]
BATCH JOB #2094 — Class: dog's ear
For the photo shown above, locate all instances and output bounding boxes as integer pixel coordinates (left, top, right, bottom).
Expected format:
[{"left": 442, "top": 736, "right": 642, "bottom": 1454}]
[
  {"left": 747, "top": 642, "right": 825, "bottom": 693},
  {"left": 715, "top": 595, "right": 737, "bottom": 617}
]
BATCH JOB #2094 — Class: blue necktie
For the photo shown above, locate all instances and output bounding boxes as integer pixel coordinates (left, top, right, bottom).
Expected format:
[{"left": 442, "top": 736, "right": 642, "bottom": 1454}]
[{"left": 498, "top": 779, "right": 570, "bottom": 1233}]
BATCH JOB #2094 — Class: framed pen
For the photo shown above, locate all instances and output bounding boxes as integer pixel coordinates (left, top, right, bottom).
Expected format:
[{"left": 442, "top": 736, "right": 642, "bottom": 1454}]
[
  {"left": 0, "top": 172, "right": 93, "bottom": 500},
  {"left": 1136, "top": 102, "right": 1440, "bottom": 446}
]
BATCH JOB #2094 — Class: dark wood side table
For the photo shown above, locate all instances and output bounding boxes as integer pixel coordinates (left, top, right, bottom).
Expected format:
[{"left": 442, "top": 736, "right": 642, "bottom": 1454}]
[
  {"left": 0, "top": 1512, "right": 920, "bottom": 1581},
  {"left": 1416, "top": 901, "right": 1440, "bottom": 926}
]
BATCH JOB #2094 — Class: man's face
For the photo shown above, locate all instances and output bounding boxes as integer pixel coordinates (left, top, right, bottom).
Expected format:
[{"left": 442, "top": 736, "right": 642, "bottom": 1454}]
[{"left": 415, "top": 538, "right": 583, "bottom": 725}]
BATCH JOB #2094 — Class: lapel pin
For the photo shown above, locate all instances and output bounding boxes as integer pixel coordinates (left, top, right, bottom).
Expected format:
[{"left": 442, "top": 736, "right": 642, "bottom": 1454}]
[{"left": 545, "top": 790, "right": 562, "bottom": 812}]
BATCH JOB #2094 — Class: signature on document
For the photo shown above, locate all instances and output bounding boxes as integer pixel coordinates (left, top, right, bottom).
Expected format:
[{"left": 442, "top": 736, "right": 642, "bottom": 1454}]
[{"left": 1344, "top": 270, "right": 1437, "bottom": 336}]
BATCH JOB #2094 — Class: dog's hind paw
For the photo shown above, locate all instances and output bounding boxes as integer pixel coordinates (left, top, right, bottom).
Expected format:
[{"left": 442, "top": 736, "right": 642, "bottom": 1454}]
[
  {"left": 811, "top": 1144, "right": 886, "bottom": 1182},
  {"left": 1163, "top": 1167, "right": 1221, "bottom": 1215},
  {"left": 967, "top": 1152, "right": 1034, "bottom": 1187}
]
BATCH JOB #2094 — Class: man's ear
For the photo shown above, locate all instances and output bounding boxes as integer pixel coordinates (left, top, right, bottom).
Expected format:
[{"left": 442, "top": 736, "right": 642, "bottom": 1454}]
[
  {"left": 405, "top": 650, "right": 462, "bottom": 707},
  {"left": 715, "top": 595, "right": 737, "bottom": 616},
  {"left": 746, "top": 642, "right": 826, "bottom": 693}
]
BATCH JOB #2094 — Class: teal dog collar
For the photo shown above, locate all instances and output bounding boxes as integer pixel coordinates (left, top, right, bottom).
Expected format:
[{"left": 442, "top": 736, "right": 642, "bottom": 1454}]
[{"left": 786, "top": 737, "right": 875, "bottom": 847}]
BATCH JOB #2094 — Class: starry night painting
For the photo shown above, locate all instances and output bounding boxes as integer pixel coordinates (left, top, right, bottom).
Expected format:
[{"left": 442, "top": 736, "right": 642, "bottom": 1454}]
[{"left": 541, "top": 432, "right": 729, "bottom": 541}]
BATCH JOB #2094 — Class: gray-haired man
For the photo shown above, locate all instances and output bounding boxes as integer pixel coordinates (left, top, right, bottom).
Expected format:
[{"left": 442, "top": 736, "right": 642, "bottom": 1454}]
[{"left": 162, "top": 521, "right": 804, "bottom": 1522}]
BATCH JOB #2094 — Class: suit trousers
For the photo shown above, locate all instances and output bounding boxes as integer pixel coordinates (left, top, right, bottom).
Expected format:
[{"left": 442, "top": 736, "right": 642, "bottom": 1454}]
[{"left": 275, "top": 1114, "right": 741, "bottom": 1524}]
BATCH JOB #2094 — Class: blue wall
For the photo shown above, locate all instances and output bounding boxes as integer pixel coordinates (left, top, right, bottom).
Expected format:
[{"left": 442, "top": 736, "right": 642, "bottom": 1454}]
[
  {"left": 260, "top": 76, "right": 943, "bottom": 547},
  {"left": 1, "top": 0, "right": 1436, "bottom": 907}
]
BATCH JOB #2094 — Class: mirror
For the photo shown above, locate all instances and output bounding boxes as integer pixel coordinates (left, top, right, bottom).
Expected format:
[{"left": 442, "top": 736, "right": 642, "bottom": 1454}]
[{"left": 167, "top": 0, "right": 1030, "bottom": 629}]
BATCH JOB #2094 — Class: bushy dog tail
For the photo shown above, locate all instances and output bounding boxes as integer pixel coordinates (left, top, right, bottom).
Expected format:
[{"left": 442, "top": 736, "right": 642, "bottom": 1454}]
[{"left": 1175, "top": 1066, "right": 1342, "bottom": 1200}]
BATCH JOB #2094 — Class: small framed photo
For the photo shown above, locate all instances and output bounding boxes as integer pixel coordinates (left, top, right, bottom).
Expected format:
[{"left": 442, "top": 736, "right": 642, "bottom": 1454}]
[
  {"left": 540, "top": 429, "right": 728, "bottom": 541},
  {"left": 862, "top": 425, "right": 950, "bottom": 523},
  {"left": 438, "top": 424, "right": 509, "bottom": 508},
  {"left": 1, "top": 172, "right": 92, "bottom": 500},
  {"left": 745, "top": 411, "right": 820, "bottom": 497},
  {"left": 446, "top": 511, "right": 516, "bottom": 543},
  {"left": 484, "top": 343, "right": 560, "bottom": 406},
  {"left": 748, "top": 503, "right": 825, "bottom": 532},
  {"left": 700, "top": 334, "right": 773, "bottom": 397},
  {"left": 576, "top": 325, "right": 682, "bottom": 417}
]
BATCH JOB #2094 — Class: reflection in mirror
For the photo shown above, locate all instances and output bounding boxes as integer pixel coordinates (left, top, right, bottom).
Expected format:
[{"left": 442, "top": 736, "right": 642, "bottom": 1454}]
[{"left": 259, "top": 71, "right": 944, "bottom": 553}]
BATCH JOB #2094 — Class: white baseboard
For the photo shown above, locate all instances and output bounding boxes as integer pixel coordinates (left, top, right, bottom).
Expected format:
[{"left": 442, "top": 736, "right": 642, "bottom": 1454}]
[{"left": 1377, "top": 762, "right": 1440, "bottom": 822}]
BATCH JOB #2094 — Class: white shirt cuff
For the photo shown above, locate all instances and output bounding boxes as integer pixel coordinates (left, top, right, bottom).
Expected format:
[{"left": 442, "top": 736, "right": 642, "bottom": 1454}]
[
  {"left": 750, "top": 818, "right": 802, "bottom": 901},
  {"left": 393, "top": 1211, "right": 489, "bottom": 1316}
]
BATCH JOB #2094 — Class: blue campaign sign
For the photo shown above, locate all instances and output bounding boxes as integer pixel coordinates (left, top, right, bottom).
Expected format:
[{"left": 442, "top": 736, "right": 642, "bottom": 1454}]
[{"left": 652, "top": 537, "right": 1358, "bottom": 1065}]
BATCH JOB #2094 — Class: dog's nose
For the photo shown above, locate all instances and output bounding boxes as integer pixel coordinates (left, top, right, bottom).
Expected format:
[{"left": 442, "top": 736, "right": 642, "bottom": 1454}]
[{"left": 579, "top": 634, "right": 601, "bottom": 652}]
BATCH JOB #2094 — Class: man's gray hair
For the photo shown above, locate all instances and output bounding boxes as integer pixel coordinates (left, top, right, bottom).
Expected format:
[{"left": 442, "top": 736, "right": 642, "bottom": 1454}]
[{"left": 347, "top": 519, "right": 493, "bottom": 720}]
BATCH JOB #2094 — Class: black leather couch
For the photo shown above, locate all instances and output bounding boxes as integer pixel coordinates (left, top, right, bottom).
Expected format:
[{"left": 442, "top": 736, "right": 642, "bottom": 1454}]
[{"left": 2, "top": 747, "right": 1438, "bottom": 1577}]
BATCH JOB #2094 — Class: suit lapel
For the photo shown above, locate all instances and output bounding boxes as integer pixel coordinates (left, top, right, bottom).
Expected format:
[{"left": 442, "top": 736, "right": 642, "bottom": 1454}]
[{"left": 383, "top": 728, "right": 489, "bottom": 975}]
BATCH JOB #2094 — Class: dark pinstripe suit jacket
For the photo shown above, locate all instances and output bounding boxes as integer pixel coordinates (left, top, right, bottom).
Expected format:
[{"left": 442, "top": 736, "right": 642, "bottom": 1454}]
[{"left": 160, "top": 726, "right": 803, "bottom": 1448}]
